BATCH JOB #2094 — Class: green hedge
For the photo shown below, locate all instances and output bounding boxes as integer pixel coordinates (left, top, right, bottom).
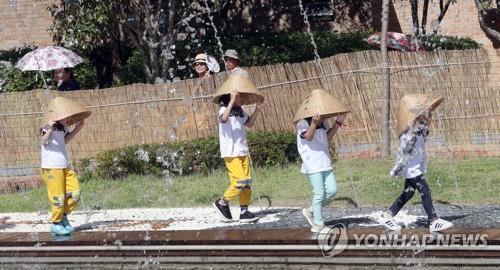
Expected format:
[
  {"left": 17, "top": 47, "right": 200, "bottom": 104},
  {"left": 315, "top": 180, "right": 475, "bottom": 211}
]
[
  {"left": 78, "top": 130, "right": 337, "bottom": 180},
  {"left": 418, "top": 35, "right": 480, "bottom": 51},
  {"left": 0, "top": 32, "right": 481, "bottom": 92}
]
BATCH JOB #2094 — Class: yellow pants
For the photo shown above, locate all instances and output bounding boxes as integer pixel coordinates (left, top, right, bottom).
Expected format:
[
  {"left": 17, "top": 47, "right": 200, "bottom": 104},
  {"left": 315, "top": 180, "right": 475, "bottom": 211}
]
[
  {"left": 41, "top": 169, "right": 81, "bottom": 223},
  {"left": 223, "top": 156, "right": 252, "bottom": 206}
]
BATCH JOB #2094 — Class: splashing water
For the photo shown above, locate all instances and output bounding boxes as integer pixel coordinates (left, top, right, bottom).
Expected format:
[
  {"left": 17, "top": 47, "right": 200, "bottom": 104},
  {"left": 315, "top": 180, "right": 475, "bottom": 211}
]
[
  {"left": 135, "top": 149, "right": 150, "bottom": 163},
  {"left": 298, "top": 0, "right": 323, "bottom": 70},
  {"left": 202, "top": 0, "right": 224, "bottom": 56}
]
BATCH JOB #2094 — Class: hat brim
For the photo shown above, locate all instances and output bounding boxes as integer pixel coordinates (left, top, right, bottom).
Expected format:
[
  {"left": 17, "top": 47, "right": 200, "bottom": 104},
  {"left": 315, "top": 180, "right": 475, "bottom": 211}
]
[
  {"left": 223, "top": 55, "right": 242, "bottom": 63},
  {"left": 192, "top": 60, "right": 207, "bottom": 66},
  {"left": 396, "top": 95, "right": 444, "bottom": 136},
  {"left": 212, "top": 75, "right": 264, "bottom": 106},
  {"left": 212, "top": 92, "right": 264, "bottom": 106},
  {"left": 292, "top": 89, "right": 350, "bottom": 123}
]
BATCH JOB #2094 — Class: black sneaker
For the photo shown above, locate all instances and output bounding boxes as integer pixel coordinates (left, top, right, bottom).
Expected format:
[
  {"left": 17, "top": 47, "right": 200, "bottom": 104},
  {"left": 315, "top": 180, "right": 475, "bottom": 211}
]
[
  {"left": 213, "top": 199, "right": 232, "bottom": 222},
  {"left": 239, "top": 210, "right": 260, "bottom": 223}
]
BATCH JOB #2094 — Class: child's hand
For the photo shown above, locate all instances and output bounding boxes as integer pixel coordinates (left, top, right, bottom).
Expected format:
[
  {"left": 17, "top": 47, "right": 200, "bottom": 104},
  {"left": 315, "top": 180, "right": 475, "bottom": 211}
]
[
  {"left": 336, "top": 113, "right": 347, "bottom": 124},
  {"left": 48, "top": 120, "right": 57, "bottom": 130},
  {"left": 76, "top": 120, "right": 85, "bottom": 129},
  {"left": 311, "top": 113, "right": 321, "bottom": 125},
  {"left": 230, "top": 91, "right": 238, "bottom": 101},
  {"left": 256, "top": 99, "right": 264, "bottom": 110}
]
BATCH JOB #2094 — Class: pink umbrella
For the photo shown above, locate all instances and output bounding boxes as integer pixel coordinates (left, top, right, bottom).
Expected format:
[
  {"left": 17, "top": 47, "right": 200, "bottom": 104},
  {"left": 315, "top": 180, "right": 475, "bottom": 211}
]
[
  {"left": 15, "top": 46, "right": 83, "bottom": 72},
  {"left": 365, "top": 32, "right": 423, "bottom": 52}
]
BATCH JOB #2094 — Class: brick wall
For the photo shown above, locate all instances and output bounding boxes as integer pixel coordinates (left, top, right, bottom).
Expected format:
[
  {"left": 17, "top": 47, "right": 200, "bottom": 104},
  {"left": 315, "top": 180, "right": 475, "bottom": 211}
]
[
  {"left": 0, "top": 0, "right": 56, "bottom": 50},
  {"left": 387, "top": 0, "right": 495, "bottom": 50},
  {"left": 2, "top": 1, "right": 496, "bottom": 51}
]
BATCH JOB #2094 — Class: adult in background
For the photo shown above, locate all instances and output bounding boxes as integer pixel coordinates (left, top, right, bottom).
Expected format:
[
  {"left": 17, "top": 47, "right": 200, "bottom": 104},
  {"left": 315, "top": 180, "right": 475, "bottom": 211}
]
[
  {"left": 192, "top": 53, "right": 220, "bottom": 78},
  {"left": 223, "top": 49, "right": 249, "bottom": 77},
  {"left": 54, "top": 68, "right": 80, "bottom": 91}
]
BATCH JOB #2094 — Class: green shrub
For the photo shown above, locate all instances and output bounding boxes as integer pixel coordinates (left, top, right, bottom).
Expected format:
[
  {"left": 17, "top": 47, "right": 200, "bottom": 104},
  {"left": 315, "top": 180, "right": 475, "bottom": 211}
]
[
  {"left": 247, "top": 131, "right": 300, "bottom": 166},
  {"left": 418, "top": 35, "right": 480, "bottom": 51},
  {"left": 84, "top": 130, "right": 328, "bottom": 180}
]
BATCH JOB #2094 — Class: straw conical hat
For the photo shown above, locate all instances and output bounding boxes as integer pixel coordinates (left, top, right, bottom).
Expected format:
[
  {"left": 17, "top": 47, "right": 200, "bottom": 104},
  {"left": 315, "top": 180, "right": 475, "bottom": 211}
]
[
  {"left": 212, "top": 75, "right": 264, "bottom": 105},
  {"left": 41, "top": 96, "right": 92, "bottom": 127},
  {"left": 396, "top": 94, "right": 444, "bottom": 136},
  {"left": 293, "top": 89, "right": 350, "bottom": 123}
]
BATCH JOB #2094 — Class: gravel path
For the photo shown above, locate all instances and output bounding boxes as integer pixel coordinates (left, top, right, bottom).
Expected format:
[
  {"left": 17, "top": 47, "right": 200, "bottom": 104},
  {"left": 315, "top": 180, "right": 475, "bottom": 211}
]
[{"left": 0, "top": 204, "right": 498, "bottom": 233}]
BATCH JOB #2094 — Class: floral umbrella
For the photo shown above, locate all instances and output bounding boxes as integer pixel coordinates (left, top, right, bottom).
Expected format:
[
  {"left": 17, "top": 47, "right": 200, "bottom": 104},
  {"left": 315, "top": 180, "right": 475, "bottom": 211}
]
[
  {"left": 15, "top": 46, "right": 83, "bottom": 72},
  {"left": 365, "top": 32, "right": 423, "bottom": 52}
]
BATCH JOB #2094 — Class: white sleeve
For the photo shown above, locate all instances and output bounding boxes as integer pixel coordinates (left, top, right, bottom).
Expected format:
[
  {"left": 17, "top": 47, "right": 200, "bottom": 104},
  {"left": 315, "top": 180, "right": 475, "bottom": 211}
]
[
  {"left": 297, "top": 120, "right": 309, "bottom": 138},
  {"left": 218, "top": 106, "right": 227, "bottom": 117}
]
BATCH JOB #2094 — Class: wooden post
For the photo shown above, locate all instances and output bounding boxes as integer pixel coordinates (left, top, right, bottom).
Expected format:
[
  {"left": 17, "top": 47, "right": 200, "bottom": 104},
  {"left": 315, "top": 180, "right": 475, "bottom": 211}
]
[{"left": 381, "top": 0, "right": 391, "bottom": 157}]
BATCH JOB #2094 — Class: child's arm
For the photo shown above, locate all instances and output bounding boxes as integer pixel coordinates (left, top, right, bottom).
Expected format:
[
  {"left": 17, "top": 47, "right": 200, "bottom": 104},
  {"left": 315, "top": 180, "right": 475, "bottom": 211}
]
[
  {"left": 40, "top": 121, "right": 56, "bottom": 145},
  {"left": 65, "top": 121, "right": 85, "bottom": 144},
  {"left": 390, "top": 131, "right": 417, "bottom": 177},
  {"left": 302, "top": 113, "right": 321, "bottom": 141},
  {"left": 220, "top": 92, "right": 237, "bottom": 123},
  {"left": 244, "top": 100, "right": 263, "bottom": 128},
  {"left": 327, "top": 113, "right": 346, "bottom": 140}
]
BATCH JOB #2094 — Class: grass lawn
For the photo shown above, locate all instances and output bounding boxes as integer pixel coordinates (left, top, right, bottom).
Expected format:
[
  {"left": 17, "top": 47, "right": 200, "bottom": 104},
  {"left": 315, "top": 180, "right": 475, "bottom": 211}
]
[{"left": 0, "top": 158, "right": 498, "bottom": 213}]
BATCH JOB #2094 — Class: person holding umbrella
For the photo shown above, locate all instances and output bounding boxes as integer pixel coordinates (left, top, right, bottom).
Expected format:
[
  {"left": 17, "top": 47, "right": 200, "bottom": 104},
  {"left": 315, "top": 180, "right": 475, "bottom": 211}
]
[
  {"left": 53, "top": 68, "right": 80, "bottom": 91},
  {"left": 15, "top": 46, "right": 83, "bottom": 90}
]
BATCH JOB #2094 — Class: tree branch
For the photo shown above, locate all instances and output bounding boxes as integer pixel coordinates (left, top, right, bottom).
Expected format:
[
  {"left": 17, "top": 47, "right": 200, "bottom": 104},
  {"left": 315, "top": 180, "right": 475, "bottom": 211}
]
[
  {"left": 475, "top": 0, "right": 500, "bottom": 41},
  {"left": 410, "top": 0, "right": 420, "bottom": 36},
  {"left": 421, "top": 0, "right": 430, "bottom": 35}
]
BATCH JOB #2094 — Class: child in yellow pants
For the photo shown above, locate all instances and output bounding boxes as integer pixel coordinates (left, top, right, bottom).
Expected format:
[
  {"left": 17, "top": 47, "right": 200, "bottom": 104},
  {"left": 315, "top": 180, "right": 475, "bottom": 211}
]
[
  {"left": 222, "top": 156, "right": 252, "bottom": 206},
  {"left": 41, "top": 118, "right": 85, "bottom": 235},
  {"left": 41, "top": 169, "right": 80, "bottom": 223},
  {"left": 213, "top": 91, "right": 263, "bottom": 222}
]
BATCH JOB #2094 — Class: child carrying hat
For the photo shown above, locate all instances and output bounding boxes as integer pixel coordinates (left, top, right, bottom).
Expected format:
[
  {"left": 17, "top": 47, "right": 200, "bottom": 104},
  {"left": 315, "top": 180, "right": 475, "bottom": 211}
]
[
  {"left": 294, "top": 89, "right": 349, "bottom": 233},
  {"left": 377, "top": 94, "right": 453, "bottom": 232},
  {"left": 40, "top": 96, "right": 91, "bottom": 235},
  {"left": 212, "top": 75, "right": 264, "bottom": 223}
]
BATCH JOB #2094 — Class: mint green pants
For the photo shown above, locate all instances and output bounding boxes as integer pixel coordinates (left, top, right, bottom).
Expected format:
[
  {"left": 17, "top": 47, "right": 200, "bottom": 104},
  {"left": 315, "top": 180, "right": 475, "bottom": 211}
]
[{"left": 306, "top": 170, "right": 337, "bottom": 225}]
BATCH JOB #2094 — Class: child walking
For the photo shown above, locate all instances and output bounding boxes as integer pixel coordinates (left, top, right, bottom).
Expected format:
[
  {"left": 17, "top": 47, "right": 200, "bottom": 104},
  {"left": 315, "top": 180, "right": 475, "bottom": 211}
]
[
  {"left": 212, "top": 75, "right": 264, "bottom": 223},
  {"left": 377, "top": 94, "right": 453, "bottom": 232},
  {"left": 294, "top": 89, "right": 349, "bottom": 233},
  {"left": 40, "top": 97, "right": 91, "bottom": 235}
]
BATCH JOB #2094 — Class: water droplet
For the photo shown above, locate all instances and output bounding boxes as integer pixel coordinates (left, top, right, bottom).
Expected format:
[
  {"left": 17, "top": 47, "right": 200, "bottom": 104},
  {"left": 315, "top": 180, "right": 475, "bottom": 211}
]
[
  {"left": 8, "top": 0, "right": 17, "bottom": 9},
  {"left": 176, "top": 33, "right": 187, "bottom": 41}
]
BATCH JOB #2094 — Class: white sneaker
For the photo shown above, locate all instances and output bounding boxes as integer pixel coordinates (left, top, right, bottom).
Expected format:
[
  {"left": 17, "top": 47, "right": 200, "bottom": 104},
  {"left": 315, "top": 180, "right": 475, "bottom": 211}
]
[
  {"left": 429, "top": 218, "right": 453, "bottom": 232},
  {"left": 311, "top": 223, "right": 331, "bottom": 234},
  {"left": 377, "top": 213, "right": 402, "bottom": 231},
  {"left": 302, "top": 208, "right": 314, "bottom": 227}
]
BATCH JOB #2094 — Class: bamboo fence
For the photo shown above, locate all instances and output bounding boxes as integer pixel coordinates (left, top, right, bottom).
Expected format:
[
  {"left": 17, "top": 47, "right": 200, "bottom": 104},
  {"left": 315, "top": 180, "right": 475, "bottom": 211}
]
[{"left": 1, "top": 49, "right": 499, "bottom": 178}]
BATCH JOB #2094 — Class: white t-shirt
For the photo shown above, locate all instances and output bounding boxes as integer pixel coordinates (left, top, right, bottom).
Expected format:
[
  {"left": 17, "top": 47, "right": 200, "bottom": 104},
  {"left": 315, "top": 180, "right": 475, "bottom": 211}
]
[
  {"left": 40, "top": 126, "right": 70, "bottom": 169},
  {"left": 296, "top": 119, "right": 332, "bottom": 174},
  {"left": 218, "top": 106, "right": 250, "bottom": 158},
  {"left": 400, "top": 133, "right": 427, "bottom": 179}
]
